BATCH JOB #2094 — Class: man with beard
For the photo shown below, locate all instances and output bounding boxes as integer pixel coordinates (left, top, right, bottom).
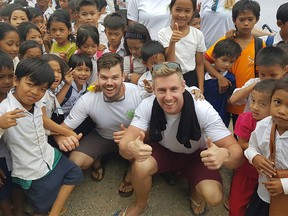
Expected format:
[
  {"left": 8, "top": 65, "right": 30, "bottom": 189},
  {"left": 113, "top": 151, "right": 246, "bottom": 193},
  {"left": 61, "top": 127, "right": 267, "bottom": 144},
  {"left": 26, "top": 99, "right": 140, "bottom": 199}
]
[{"left": 55, "top": 52, "right": 142, "bottom": 197}]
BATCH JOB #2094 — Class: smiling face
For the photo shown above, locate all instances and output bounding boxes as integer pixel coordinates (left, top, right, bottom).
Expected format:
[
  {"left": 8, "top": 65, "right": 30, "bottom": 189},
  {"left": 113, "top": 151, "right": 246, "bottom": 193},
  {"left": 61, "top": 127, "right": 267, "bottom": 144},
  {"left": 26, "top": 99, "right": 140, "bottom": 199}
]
[
  {"left": 9, "top": 10, "right": 29, "bottom": 27},
  {"left": 73, "top": 63, "right": 91, "bottom": 88},
  {"left": 13, "top": 76, "right": 48, "bottom": 110},
  {"left": 47, "top": 60, "right": 62, "bottom": 90},
  {"left": 153, "top": 73, "right": 185, "bottom": 115},
  {"left": 0, "top": 31, "right": 20, "bottom": 58},
  {"left": 170, "top": 0, "right": 194, "bottom": 30},
  {"left": 270, "top": 89, "right": 288, "bottom": 135},
  {"left": 249, "top": 90, "right": 270, "bottom": 121},
  {"left": 97, "top": 64, "right": 124, "bottom": 101}
]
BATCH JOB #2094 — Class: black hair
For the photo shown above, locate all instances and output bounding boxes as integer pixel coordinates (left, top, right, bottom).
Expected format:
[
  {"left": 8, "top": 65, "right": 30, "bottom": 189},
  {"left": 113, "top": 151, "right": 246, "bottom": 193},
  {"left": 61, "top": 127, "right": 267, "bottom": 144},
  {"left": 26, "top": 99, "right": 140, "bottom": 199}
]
[
  {"left": 15, "top": 58, "right": 55, "bottom": 87},
  {"left": 232, "top": 0, "right": 260, "bottom": 21},
  {"left": 213, "top": 39, "right": 242, "bottom": 59},
  {"left": 27, "top": 7, "right": 43, "bottom": 19},
  {"left": 256, "top": 46, "right": 288, "bottom": 68},
  {"left": 191, "top": 11, "right": 200, "bottom": 19},
  {"left": 169, "top": 0, "right": 196, "bottom": 12},
  {"left": 253, "top": 79, "right": 277, "bottom": 97},
  {"left": 103, "top": 12, "right": 126, "bottom": 31},
  {"left": 97, "top": 0, "right": 107, "bottom": 11},
  {"left": 41, "top": 54, "right": 69, "bottom": 81},
  {"left": 9, "top": 6, "right": 31, "bottom": 21},
  {"left": 124, "top": 23, "right": 151, "bottom": 56},
  {"left": 14, "top": 0, "right": 28, "bottom": 7},
  {"left": 97, "top": 52, "right": 123, "bottom": 73},
  {"left": 276, "top": 3, "right": 288, "bottom": 25},
  {"left": 17, "top": 21, "right": 41, "bottom": 43},
  {"left": 19, "top": 40, "right": 43, "bottom": 59},
  {"left": 0, "top": 50, "right": 14, "bottom": 71},
  {"left": 68, "top": 53, "right": 93, "bottom": 71},
  {"left": 276, "top": 41, "right": 288, "bottom": 57},
  {"left": 271, "top": 78, "right": 288, "bottom": 97},
  {"left": 47, "top": 9, "right": 75, "bottom": 42},
  {"left": 76, "top": 0, "right": 100, "bottom": 13},
  {"left": 0, "top": 4, "right": 21, "bottom": 18},
  {"left": 68, "top": 0, "right": 78, "bottom": 13},
  {"left": 76, "top": 24, "right": 100, "bottom": 47},
  {"left": 141, "top": 41, "right": 165, "bottom": 63},
  {"left": 0, "top": 22, "right": 18, "bottom": 40}
]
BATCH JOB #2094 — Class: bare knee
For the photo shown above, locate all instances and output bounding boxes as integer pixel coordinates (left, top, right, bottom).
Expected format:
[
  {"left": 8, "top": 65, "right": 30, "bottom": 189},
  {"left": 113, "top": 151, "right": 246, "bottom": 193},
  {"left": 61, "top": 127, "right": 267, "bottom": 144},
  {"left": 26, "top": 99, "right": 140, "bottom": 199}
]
[
  {"left": 132, "top": 157, "right": 157, "bottom": 178},
  {"left": 69, "top": 151, "right": 93, "bottom": 169},
  {"left": 196, "top": 180, "right": 223, "bottom": 207}
]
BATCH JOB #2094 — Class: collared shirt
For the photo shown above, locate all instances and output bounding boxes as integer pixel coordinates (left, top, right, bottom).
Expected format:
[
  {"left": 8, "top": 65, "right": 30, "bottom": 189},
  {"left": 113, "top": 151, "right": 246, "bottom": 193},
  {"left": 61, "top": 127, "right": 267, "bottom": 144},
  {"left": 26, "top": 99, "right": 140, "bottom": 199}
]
[
  {"left": 245, "top": 116, "right": 288, "bottom": 203},
  {"left": 61, "top": 81, "right": 87, "bottom": 117},
  {"left": 0, "top": 90, "right": 56, "bottom": 180},
  {"left": 40, "top": 89, "right": 63, "bottom": 118}
]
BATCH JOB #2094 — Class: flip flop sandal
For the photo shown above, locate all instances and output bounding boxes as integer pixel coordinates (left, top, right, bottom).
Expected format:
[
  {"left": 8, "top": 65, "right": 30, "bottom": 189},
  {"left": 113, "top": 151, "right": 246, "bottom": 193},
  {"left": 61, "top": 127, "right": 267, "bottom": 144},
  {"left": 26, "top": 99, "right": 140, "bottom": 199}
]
[
  {"left": 118, "top": 176, "right": 134, "bottom": 197},
  {"left": 190, "top": 197, "right": 207, "bottom": 216},
  {"left": 90, "top": 165, "right": 105, "bottom": 182},
  {"left": 114, "top": 205, "right": 149, "bottom": 216}
]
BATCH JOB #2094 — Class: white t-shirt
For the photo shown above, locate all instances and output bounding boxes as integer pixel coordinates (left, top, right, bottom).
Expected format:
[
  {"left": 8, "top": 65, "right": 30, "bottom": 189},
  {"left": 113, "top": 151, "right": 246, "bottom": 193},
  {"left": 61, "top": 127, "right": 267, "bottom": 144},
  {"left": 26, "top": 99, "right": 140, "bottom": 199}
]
[
  {"left": 244, "top": 116, "right": 288, "bottom": 203},
  {"left": 127, "top": 0, "right": 171, "bottom": 40},
  {"left": 158, "top": 26, "right": 206, "bottom": 74},
  {"left": 200, "top": 0, "right": 236, "bottom": 49},
  {"left": 131, "top": 94, "right": 231, "bottom": 154},
  {"left": 64, "top": 83, "right": 143, "bottom": 139}
]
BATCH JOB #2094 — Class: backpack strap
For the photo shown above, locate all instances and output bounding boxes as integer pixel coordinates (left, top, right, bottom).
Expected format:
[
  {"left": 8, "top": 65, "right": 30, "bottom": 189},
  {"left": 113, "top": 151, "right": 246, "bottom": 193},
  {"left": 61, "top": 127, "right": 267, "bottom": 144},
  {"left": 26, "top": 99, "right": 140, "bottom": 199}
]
[
  {"left": 61, "top": 85, "right": 73, "bottom": 106},
  {"left": 265, "top": 35, "right": 275, "bottom": 46},
  {"left": 254, "top": 36, "right": 263, "bottom": 78}
]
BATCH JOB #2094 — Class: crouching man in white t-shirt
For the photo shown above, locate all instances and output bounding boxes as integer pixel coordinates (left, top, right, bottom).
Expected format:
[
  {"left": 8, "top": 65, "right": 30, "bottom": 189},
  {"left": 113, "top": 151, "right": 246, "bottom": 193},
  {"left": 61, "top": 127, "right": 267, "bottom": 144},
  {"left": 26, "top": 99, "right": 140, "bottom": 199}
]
[{"left": 116, "top": 62, "right": 244, "bottom": 216}]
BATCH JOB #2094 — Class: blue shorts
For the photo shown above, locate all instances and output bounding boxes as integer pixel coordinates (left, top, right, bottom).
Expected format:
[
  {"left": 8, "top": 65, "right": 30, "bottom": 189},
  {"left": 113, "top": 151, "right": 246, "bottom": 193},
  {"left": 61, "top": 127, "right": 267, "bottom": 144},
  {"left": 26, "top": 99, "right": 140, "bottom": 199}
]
[
  {"left": 0, "top": 158, "right": 12, "bottom": 201},
  {"left": 24, "top": 155, "right": 83, "bottom": 214}
]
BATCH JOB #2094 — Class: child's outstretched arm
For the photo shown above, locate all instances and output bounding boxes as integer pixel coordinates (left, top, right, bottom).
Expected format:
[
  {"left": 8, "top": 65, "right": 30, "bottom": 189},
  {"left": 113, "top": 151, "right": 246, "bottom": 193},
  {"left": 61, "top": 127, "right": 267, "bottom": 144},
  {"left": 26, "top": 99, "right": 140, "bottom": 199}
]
[
  {"left": 195, "top": 52, "right": 204, "bottom": 92},
  {"left": 203, "top": 56, "right": 231, "bottom": 93},
  {"left": 166, "top": 22, "right": 182, "bottom": 62},
  {"left": 0, "top": 109, "right": 25, "bottom": 129},
  {"left": 229, "top": 82, "right": 257, "bottom": 105}
]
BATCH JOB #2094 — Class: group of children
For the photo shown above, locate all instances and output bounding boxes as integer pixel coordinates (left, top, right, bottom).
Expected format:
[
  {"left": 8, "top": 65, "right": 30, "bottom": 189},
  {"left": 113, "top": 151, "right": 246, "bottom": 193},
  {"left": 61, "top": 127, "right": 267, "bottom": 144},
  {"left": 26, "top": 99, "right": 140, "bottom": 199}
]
[{"left": 0, "top": 0, "right": 287, "bottom": 215}]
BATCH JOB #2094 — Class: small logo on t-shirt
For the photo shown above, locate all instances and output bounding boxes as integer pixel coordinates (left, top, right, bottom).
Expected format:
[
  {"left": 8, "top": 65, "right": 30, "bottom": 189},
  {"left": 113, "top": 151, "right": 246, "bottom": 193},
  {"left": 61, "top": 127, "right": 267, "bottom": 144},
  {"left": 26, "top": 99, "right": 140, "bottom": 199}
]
[{"left": 126, "top": 110, "right": 135, "bottom": 120}]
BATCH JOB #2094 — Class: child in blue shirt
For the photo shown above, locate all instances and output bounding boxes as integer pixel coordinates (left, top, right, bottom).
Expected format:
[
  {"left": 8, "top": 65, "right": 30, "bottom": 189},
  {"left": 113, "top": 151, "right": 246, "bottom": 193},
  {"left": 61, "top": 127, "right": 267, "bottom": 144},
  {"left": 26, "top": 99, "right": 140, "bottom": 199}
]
[{"left": 204, "top": 39, "right": 242, "bottom": 127}]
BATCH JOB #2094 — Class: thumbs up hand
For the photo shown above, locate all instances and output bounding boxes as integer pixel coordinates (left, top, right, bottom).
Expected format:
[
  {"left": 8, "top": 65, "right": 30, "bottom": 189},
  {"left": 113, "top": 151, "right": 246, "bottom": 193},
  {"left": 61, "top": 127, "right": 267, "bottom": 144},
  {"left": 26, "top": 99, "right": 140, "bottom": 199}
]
[
  {"left": 129, "top": 131, "right": 152, "bottom": 162},
  {"left": 170, "top": 22, "right": 183, "bottom": 43},
  {"left": 200, "top": 137, "right": 230, "bottom": 170},
  {"left": 113, "top": 124, "right": 127, "bottom": 144}
]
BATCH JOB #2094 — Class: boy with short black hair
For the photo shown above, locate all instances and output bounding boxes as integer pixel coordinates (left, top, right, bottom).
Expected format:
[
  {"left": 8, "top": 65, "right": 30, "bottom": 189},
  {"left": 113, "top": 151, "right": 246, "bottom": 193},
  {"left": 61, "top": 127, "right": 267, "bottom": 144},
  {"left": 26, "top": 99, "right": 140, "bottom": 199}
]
[
  {"left": 204, "top": 0, "right": 264, "bottom": 129},
  {"left": 189, "top": 11, "right": 201, "bottom": 30},
  {"left": 103, "top": 12, "right": 126, "bottom": 57},
  {"left": 76, "top": 0, "right": 108, "bottom": 51},
  {"left": 0, "top": 58, "right": 83, "bottom": 215},
  {"left": 204, "top": 39, "right": 242, "bottom": 127},
  {"left": 137, "top": 40, "right": 165, "bottom": 99},
  {"left": 229, "top": 46, "right": 288, "bottom": 111},
  {"left": 266, "top": 2, "right": 288, "bottom": 46}
]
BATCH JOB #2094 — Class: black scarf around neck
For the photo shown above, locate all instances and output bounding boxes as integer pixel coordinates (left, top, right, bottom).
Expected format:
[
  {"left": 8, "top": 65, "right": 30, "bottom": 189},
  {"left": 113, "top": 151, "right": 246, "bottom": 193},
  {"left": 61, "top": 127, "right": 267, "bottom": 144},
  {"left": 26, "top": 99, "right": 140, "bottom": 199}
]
[{"left": 149, "top": 90, "right": 201, "bottom": 148}]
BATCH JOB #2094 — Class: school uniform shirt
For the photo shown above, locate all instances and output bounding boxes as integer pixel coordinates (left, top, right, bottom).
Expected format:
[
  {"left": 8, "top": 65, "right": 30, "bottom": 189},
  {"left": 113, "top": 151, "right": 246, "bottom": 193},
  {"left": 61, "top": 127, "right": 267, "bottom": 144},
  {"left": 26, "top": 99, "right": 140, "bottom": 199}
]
[
  {"left": 0, "top": 138, "right": 12, "bottom": 171},
  {"left": 123, "top": 55, "right": 146, "bottom": 75},
  {"left": 40, "top": 89, "right": 63, "bottom": 118},
  {"left": 158, "top": 26, "right": 206, "bottom": 74},
  {"left": 64, "top": 82, "right": 143, "bottom": 140},
  {"left": 61, "top": 81, "right": 87, "bottom": 117},
  {"left": 131, "top": 94, "right": 231, "bottom": 154},
  {"left": 137, "top": 71, "right": 153, "bottom": 99},
  {"left": 245, "top": 116, "right": 288, "bottom": 203},
  {"left": 98, "top": 23, "right": 108, "bottom": 47},
  {"left": 103, "top": 39, "right": 126, "bottom": 57},
  {"left": 232, "top": 78, "right": 260, "bottom": 113},
  {"left": 0, "top": 90, "right": 56, "bottom": 180}
]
